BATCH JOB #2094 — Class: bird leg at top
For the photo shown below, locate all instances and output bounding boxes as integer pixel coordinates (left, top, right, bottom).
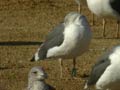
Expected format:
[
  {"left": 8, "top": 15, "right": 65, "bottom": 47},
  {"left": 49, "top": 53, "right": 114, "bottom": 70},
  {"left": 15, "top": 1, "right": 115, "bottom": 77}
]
[
  {"left": 75, "top": 0, "right": 81, "bottom": 13},
  {"left": 116, "top": 20, "right": 119, "bottom": 38},
  {"left": 102, "top": 18, "right": 106, "bottom": 38}
]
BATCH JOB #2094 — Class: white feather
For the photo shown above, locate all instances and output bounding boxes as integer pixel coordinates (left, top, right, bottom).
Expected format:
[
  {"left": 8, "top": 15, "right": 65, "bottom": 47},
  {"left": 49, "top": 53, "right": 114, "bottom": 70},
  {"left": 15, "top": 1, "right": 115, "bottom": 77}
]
[{"left": 96, "top": 46, "right": 120, "bottom": 90}]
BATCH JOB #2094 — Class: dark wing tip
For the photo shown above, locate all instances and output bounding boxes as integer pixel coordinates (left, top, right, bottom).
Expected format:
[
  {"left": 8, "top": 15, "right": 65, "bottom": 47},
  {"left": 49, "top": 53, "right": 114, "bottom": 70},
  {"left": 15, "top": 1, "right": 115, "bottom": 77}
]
[
  {"left": 47, "top": 84, "right": 56, "bottom": 90},
  {"left": 30, "top": 56, "right": 35, "bottom": 62}
]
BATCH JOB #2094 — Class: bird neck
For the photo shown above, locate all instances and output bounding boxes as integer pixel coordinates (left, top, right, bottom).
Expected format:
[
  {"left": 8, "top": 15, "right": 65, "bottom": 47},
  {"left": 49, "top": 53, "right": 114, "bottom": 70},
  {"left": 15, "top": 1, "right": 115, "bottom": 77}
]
[{"left": 28, "top": 78, "right": 46, "bottom": 90}]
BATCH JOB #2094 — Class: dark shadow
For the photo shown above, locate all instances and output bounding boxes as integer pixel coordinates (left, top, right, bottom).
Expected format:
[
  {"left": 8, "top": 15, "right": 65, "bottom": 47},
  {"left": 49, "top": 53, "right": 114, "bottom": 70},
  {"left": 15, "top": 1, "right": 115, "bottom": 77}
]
[
  {"left": 0, "top": 41, "right": 43, "bottom": 46},
  {"left": 0, "top": 67, "right": 10, "bottom": 70},
  {"left": 80, "top": 73, "right": 89, "bottom": 79},
  {"left": 0, "top": 66, "right": 27, "bottom": 70}
]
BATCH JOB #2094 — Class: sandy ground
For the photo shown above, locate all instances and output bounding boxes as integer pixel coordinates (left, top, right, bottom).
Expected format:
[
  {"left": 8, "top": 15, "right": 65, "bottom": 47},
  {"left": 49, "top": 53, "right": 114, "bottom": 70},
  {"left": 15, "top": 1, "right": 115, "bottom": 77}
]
[{"left": 0, "top": 0, "right": 120, "bottom": 90}]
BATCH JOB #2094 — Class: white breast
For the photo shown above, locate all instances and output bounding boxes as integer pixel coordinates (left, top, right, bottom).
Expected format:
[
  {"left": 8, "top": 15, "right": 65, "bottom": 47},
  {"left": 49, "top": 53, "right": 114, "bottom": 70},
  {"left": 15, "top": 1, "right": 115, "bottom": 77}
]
[
  {"left": 31, "top": 82, "right": 45, "bottom": 90},
  {"left": 47, "top": 24, "right": 84, "bottom": 57}
]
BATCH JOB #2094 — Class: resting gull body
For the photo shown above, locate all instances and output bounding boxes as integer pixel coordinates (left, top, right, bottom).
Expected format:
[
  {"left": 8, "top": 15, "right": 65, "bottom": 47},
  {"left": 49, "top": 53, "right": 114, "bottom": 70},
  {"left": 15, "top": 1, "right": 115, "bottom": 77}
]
[
  {"left": 84, "top": 45, "right": 120, "bottom": 90},
  {"left": 31, "top": 12, "right": 92, "bottom": 78}
]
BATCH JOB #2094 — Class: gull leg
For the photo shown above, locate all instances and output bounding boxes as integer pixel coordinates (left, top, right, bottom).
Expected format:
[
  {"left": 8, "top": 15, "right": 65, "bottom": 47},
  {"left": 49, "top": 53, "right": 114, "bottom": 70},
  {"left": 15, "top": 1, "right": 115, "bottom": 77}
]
[
  {"left": 116, "top": 20, "right": 119, "bottom": 38},
  {"left": 71, "top": 58, "right": 77, "bottom": 78},
  {"left": 84, "top": 80, "right": 88, "bottom": 90},
  {"left": 75, "top": 0, "right": 81, "bottom": 13},
  {"left": 102, "top": 18, "right": 106, "bottom": 38},
  {"left": 59, "top": 58, "right": 63, "bottom": 79}
]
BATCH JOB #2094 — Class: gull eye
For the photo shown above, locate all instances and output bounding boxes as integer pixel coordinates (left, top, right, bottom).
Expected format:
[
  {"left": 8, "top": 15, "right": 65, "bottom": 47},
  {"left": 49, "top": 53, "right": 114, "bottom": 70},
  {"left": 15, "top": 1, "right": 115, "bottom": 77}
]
[{"left": 33, "top": 71, "right": 37, "bottom": 74}]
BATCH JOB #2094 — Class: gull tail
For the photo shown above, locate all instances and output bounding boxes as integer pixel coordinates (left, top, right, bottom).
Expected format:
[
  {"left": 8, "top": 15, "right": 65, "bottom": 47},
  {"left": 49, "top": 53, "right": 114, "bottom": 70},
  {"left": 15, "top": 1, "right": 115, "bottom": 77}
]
[{"left": 30, "top": 44, "right": 47, "bottom": 62}]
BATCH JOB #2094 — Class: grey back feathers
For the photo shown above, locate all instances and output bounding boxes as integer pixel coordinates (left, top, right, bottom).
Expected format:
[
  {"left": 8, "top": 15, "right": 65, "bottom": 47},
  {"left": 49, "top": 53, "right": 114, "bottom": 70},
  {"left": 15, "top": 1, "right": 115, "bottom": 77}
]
[
  {"left": 37, "top": 23, "right": 64, "bottom": 60},
  {"left": 27, "top": 66, "right": 55, "bottom": 90},
  {"left": 46, "top": 23, "right": 64, "bottom": 41}
]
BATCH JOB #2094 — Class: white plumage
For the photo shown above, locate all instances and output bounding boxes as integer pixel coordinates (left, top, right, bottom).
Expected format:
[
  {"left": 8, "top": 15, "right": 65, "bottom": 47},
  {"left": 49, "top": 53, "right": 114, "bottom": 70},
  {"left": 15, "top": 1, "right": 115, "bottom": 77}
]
[
  {"left": 85, "top": 46, "right": 120, "bottom": 90},
  {"left": 31, "top": 12, "right": 92, "bottom": 78},
  {"left": 86, "top": 0, "right": 119, "bottom": 18},
  {"left": 86, "top": 0, "right": 120, "bottom": 38}
]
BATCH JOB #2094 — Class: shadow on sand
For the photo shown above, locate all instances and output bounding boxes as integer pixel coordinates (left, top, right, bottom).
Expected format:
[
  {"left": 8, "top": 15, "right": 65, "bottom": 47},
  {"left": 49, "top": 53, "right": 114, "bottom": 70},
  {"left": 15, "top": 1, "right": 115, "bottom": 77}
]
[{"left": 0, "top": 41, "right": 43, "bottom": 46}]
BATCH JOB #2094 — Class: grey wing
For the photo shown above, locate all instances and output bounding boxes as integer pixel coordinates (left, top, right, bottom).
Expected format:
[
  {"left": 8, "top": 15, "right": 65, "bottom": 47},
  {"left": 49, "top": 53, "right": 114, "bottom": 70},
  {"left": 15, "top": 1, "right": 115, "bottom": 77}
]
[
  {"left": 87, "top": 57, "right": 111, "bottom": 85},
  {"left": 110, "top": 0, "right": 120, "bottom": 15},
  {"left": 87, "top": 45, "right": 119, "bottom": 86},
  {"left": 46, "top": 23, "right": 64, "bottom": 41},
  {"left": 37, "top": 23, "right": 64, "bottom": 60}
]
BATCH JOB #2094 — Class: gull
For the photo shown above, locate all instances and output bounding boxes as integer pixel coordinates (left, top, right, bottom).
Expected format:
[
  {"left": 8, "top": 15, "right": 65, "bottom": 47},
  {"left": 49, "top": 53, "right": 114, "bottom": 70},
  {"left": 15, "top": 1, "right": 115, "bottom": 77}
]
[
  {"left": 27, "top": 66, "right": 55, "bottom": 90},
  {"left": 86, "top": 0, "right": 120, "bottom": 38},
  {"left": 84, "top": 45, "right": 120, "bottom": 90},
  {"left": 30, "top": 12, "right": 92, "bottom": 78}
]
